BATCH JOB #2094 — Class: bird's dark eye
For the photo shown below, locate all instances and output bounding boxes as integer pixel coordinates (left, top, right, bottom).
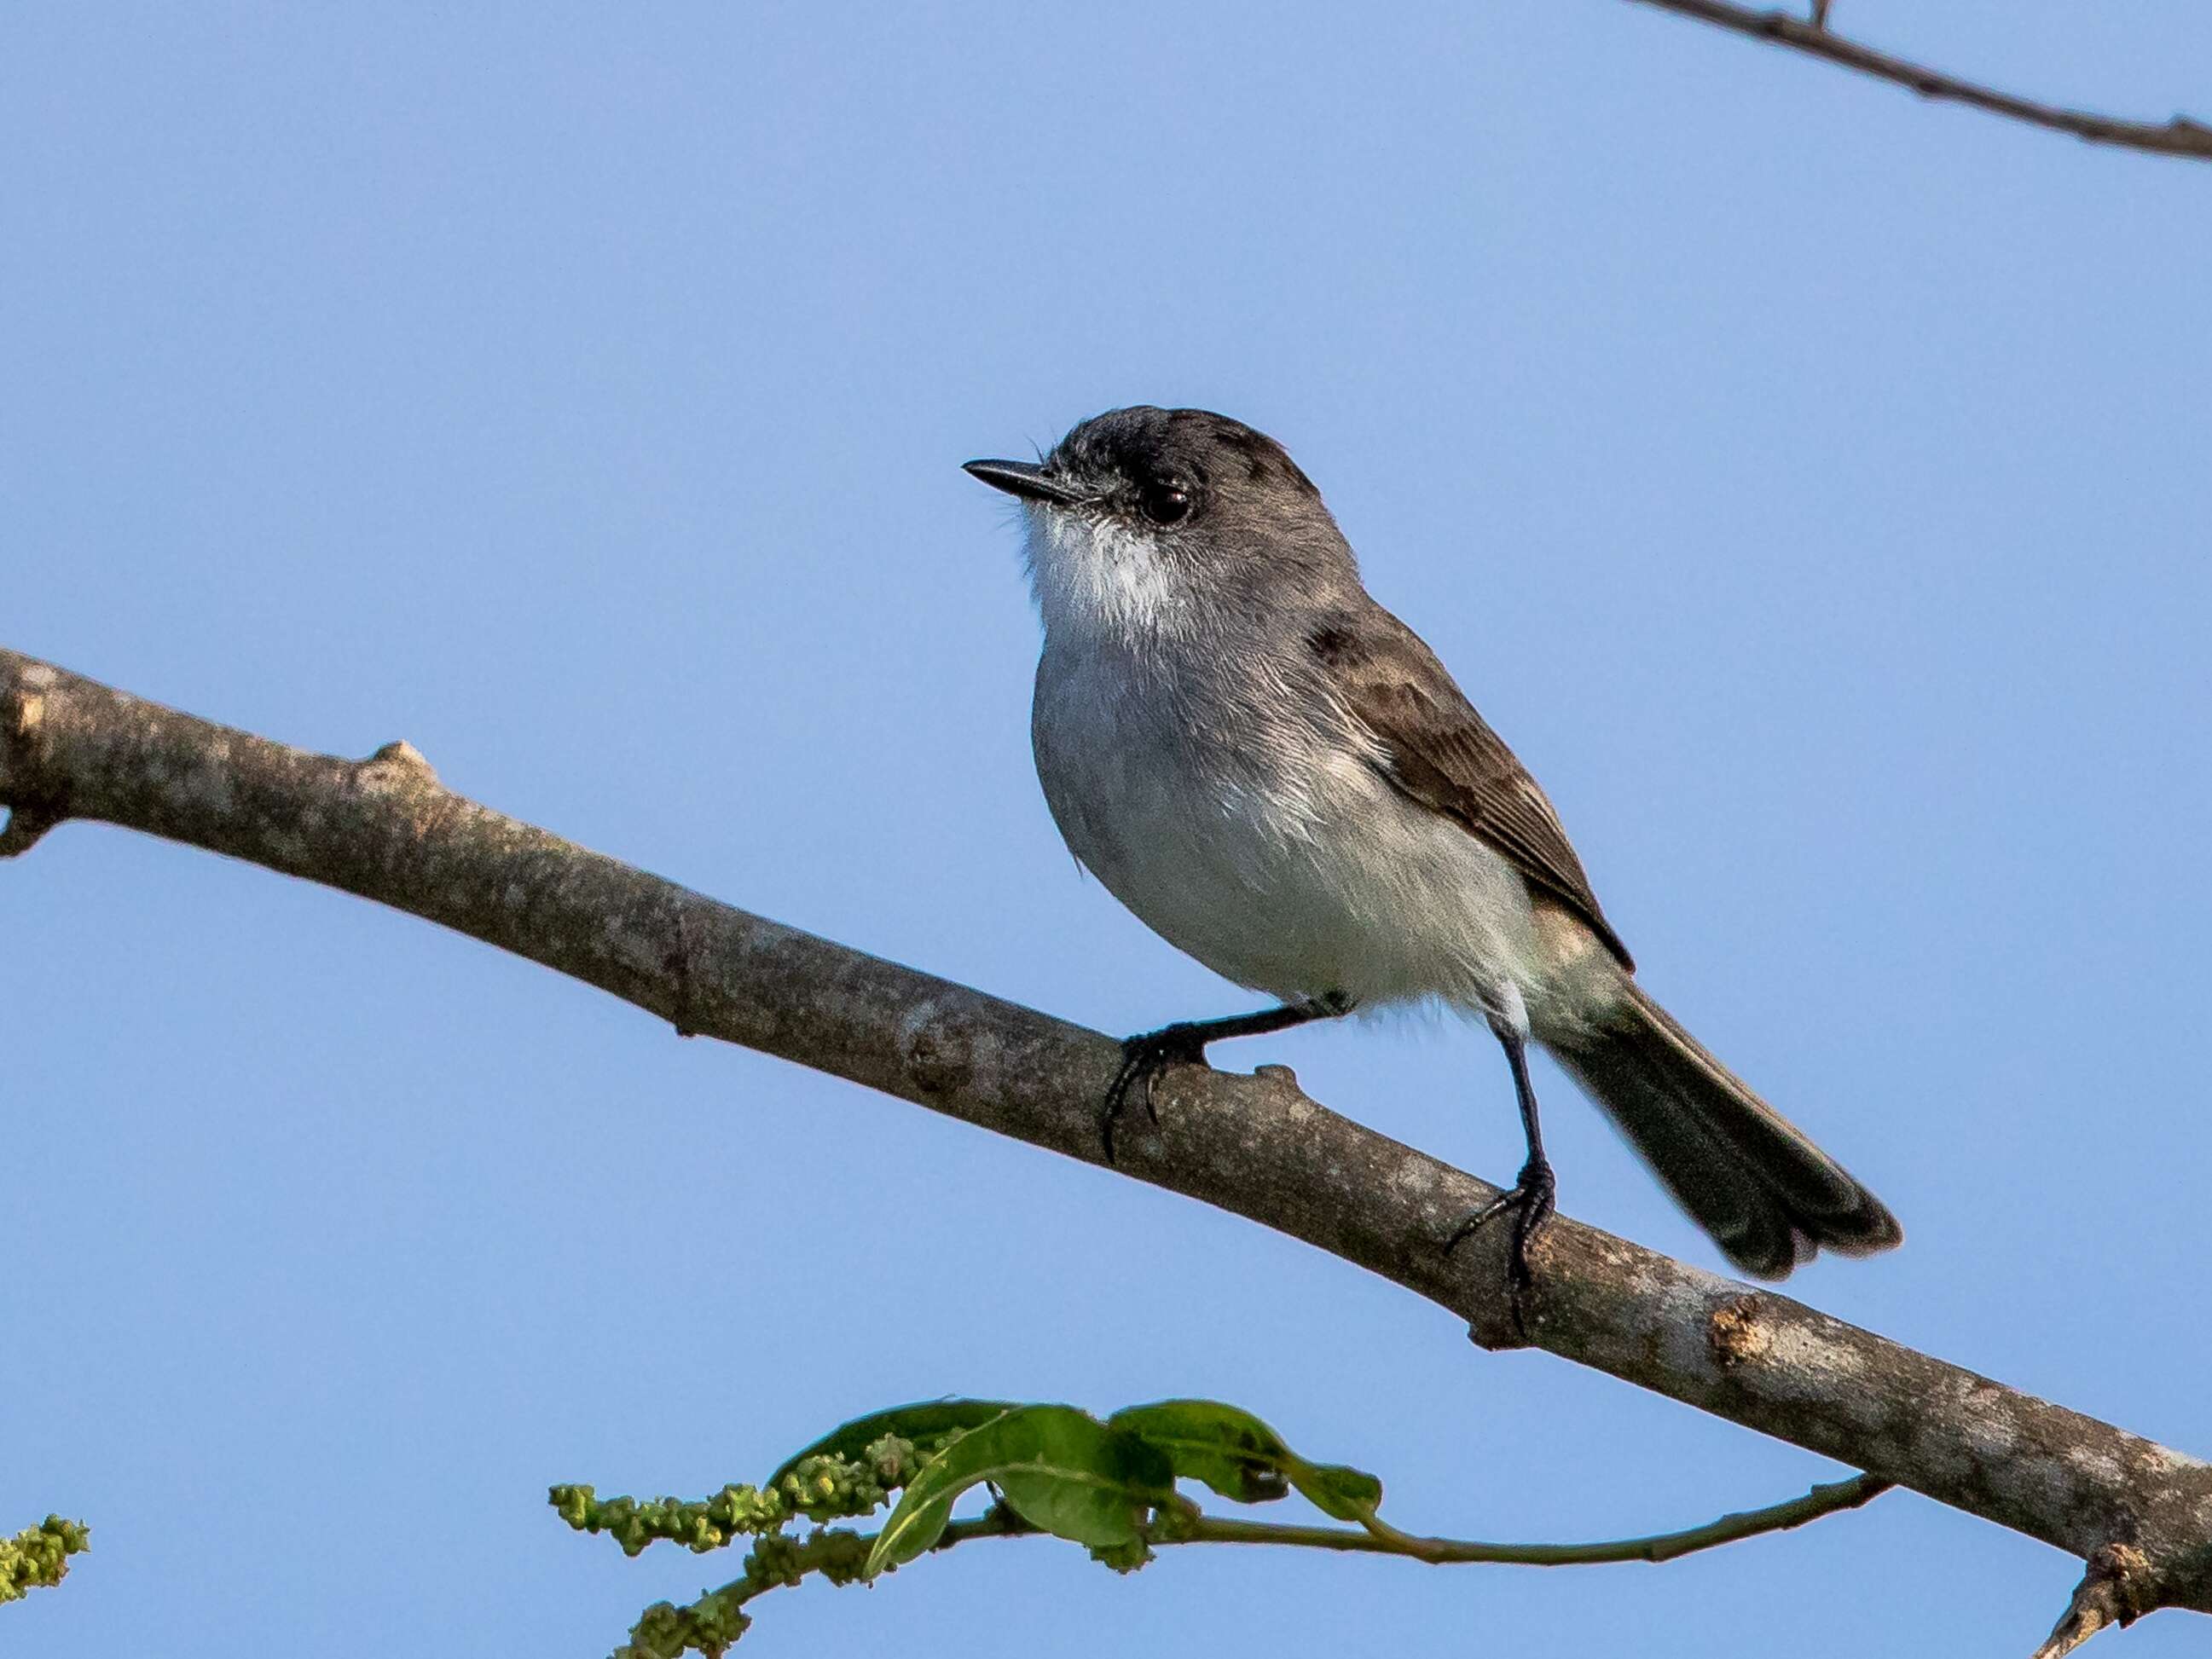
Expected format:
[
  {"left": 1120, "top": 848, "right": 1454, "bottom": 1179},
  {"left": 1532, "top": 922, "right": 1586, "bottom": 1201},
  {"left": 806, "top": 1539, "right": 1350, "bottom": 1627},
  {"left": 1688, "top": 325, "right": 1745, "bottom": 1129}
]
[{"left": 1139, "top": 480, "right": 1191, "bottom": 525}]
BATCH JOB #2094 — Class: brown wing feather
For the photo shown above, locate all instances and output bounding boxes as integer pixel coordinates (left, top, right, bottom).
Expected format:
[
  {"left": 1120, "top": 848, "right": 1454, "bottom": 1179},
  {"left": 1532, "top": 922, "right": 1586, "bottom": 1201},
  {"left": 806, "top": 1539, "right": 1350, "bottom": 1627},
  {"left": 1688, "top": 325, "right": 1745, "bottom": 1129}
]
[{"left": 1307, "top": 611, "right": 1634, "bottom": 971}]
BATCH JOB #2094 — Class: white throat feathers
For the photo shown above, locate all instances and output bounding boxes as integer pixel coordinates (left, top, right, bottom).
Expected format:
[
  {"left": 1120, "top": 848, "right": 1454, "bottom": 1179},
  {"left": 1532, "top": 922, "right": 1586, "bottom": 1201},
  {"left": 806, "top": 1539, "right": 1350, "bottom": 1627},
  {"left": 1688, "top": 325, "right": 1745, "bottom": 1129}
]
[{"left": 1022, "top": 504, "right": 1197, "bottom": 644}]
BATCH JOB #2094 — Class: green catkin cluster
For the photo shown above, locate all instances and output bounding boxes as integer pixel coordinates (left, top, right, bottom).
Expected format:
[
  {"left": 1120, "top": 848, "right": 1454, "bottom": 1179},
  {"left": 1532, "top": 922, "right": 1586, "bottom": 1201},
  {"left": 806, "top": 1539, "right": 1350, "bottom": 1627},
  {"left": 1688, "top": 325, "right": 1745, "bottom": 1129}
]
[
  {"left": 1, "top": 1517, "right": 89, "bottom": 1603},
  {"left": 617, "top": 1588, "right": 752, "bottom": 1659},
  {"left": 608, "top": 1529, "right": 879, "bottom": 1659},
  {"left": 548, "top": 1483, "right": 786, "bottom": 1558},
  {"left": 549, "top": 1434, "right": 947, "bottom": 1559},
  {"left": 553, "top": 1433, "right": 965, "bottom": 1656}
]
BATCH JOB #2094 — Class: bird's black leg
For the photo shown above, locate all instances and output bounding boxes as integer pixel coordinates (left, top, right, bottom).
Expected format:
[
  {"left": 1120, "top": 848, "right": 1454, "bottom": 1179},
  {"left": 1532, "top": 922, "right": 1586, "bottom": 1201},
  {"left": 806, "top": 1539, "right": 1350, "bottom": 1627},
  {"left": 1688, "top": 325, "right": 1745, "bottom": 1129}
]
[
  {"left": 1102, "top": 991, "right": 1352, "bottom": 1161},
  {"left": 1445, "top": 1027, "right": 1556, "bottom": 1290}
]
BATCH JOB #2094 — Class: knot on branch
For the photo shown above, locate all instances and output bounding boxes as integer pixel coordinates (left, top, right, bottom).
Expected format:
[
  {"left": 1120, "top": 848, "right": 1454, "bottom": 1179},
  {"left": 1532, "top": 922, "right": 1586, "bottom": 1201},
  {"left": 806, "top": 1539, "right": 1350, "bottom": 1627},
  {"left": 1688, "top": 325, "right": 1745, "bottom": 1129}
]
[
  {"left": 359, "top": 740, "right": 441, "bottom": 790},
  {"left": 1708, "top": 1293, "right": 1774, "bottom": 1369},
  {"left": 351, "top": 739, "right": 452, "bottom": 848},
  {"left": 0, "top": 662, "right": 65, "bottom": 856},
  {"left": 898, "top": 1003, "right": 976, "bottom": 1098},
  {"left": 2033, "top": 1543, "right": 2157, "bottom": 1658},
  {"left": 2082, "top": 1543, "right": 2156, "bottom": 1627}
]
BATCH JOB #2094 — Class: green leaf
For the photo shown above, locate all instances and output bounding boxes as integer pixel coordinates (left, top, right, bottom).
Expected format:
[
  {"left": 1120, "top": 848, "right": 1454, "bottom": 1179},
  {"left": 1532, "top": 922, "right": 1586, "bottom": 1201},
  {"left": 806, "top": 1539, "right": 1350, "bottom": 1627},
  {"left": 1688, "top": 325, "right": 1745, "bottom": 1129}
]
[
  {"left": 865, "top": 1484, "right": 961, "bottom": 1576},
  {"left": 767, "top": 1399, "right": 1020, "bottom": 1490},
  {"left": 1283, "top": 1456, "right": 1384, "bottom": 1522},
  {"left": 1107, "top": 1399, "right": 1381, "bottom": 1520},
  {"left": 1106, "top": 1399, "right": 1294, "bottom": 1503},
  {"left": 865, "top": 1405, "right": 1175, "bottom": 1579}
]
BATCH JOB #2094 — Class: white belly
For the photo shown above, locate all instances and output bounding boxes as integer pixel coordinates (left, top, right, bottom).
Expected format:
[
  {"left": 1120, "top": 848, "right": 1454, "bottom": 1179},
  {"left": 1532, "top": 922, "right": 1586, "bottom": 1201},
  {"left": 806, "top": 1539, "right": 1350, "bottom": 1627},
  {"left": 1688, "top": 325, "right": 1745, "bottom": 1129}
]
[{"left": 1033, "top": 646, "right": 1554, "bottom": 1024}]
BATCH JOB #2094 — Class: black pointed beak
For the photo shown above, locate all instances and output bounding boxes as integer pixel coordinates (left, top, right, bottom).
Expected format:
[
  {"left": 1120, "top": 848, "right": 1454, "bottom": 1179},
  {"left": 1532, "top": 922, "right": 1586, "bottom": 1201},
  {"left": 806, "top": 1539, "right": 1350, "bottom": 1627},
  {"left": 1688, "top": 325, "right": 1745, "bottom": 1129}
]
[{"left": 963, "top": 459, "right": 1086, "bottom": 506}]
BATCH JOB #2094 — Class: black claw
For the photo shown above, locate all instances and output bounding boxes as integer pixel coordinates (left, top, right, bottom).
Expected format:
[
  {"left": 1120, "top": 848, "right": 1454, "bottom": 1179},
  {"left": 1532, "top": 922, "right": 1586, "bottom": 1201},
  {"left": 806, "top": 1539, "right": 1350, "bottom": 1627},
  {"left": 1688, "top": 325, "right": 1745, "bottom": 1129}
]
[
  {"left": 1445, "top": 1156, "right": 1557, "bottom": 1291},
  {"left": 1095, "top": 999, "right": 1354, "bottom": 1163},
  {"left": 1100, "top": 1022, "right": 1213, "bottom": 1160}
]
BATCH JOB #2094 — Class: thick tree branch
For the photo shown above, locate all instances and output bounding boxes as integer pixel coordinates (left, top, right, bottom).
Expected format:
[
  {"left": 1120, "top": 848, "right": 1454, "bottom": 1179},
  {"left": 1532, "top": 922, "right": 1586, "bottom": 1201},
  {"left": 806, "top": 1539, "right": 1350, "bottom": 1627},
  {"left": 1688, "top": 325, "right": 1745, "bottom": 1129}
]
[
  {"left": 6, "top": 646, "right": 2211, "bottom": 1640},
  {"left": 1628, "top": 0, "right": 2212, "bottom": 161}
]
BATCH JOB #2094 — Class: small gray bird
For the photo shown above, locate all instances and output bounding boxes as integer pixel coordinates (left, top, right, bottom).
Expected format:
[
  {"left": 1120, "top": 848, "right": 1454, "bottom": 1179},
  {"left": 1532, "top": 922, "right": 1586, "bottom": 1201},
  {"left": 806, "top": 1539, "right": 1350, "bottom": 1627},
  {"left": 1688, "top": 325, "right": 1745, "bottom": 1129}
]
[{"left": 966, "top": 406, "right": 1901, "bottom": 1282}]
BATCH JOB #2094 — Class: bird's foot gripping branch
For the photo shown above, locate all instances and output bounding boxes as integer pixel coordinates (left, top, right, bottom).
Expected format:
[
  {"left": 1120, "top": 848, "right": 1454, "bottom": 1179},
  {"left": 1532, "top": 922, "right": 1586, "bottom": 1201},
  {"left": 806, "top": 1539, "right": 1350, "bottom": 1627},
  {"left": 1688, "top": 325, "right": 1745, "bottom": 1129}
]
[{"left": 553, "top": 1396, "right": 1891, "bottom": 1659}]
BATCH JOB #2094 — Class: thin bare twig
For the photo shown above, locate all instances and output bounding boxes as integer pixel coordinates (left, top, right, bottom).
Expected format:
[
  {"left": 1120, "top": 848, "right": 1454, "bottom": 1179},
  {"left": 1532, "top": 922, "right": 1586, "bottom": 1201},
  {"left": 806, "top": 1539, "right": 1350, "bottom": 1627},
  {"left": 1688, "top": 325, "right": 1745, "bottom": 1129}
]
[
  {"left": 1317, "top": 1471, "right": 1891, "bottom": 1565},
  {"left": 944, "top": 1472, "right": 1892, "bottom": 1566},
  {"left": 5, "top": 646, "right": 2211, "bottom": 1643},
  {"left": 1627, "top": 0, "right": 2212, "bottom": 160}
]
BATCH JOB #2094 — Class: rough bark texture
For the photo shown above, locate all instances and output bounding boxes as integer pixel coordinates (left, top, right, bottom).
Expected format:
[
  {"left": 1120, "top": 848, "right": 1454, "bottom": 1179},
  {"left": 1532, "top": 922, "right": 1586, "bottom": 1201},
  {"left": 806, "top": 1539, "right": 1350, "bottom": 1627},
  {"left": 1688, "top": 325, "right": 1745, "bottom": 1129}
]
[{"left": 7, "top": 646, "right": 2209, "bottom": 1630}]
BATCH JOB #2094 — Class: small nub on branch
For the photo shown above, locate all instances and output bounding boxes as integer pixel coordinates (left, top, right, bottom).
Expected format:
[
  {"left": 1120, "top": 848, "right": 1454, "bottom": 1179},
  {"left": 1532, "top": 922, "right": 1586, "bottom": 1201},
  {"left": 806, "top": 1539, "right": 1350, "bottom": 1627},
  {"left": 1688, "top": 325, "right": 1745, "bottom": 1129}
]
[{"left": 362, "top": 739, "right": 441, "bottom": 784}]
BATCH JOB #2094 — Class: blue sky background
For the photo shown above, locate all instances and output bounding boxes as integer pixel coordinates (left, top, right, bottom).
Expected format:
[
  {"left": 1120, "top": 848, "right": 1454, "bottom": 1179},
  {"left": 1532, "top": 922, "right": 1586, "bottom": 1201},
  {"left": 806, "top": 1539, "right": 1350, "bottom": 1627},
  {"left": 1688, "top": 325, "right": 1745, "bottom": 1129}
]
[{"left": 7, "top": 4, "right": 2209, "bottom": 1654}]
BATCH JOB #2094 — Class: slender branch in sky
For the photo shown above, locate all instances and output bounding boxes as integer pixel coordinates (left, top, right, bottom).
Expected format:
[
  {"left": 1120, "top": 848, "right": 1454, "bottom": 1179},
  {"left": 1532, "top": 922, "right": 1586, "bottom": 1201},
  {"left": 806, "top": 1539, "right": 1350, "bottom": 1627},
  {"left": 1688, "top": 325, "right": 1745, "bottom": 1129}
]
[
  {"left": 1626, "top": 0, "right": 2212, "bottom": 160},
  {"left": 5, "top": 645, "right": 2210, "bottom": 1649}
]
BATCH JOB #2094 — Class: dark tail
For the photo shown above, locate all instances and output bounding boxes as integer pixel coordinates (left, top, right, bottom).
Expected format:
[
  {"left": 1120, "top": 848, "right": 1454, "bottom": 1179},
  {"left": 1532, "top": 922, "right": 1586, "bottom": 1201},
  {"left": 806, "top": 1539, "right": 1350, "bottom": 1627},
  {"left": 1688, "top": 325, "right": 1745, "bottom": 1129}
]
[{"left": 1548, "top": 983, "right": 1901, "bottom": 1279}]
